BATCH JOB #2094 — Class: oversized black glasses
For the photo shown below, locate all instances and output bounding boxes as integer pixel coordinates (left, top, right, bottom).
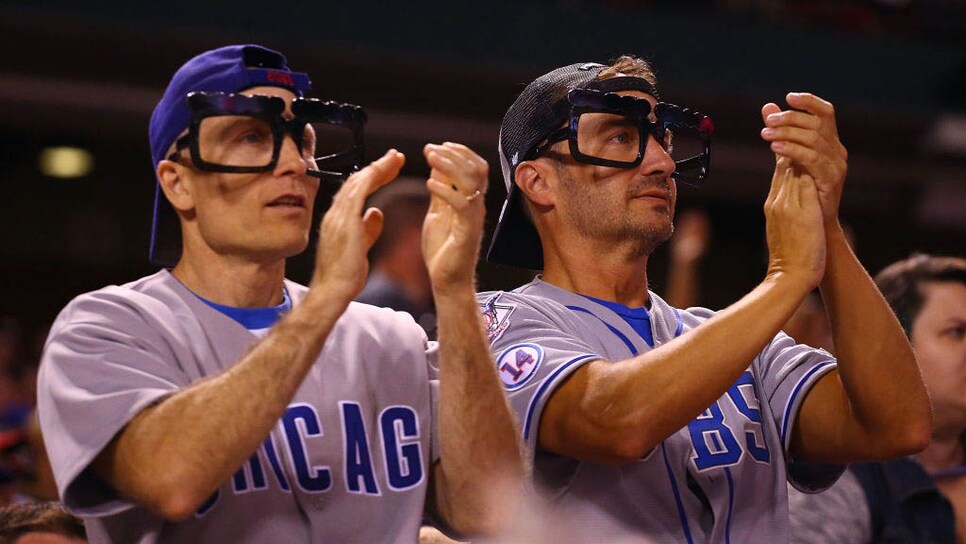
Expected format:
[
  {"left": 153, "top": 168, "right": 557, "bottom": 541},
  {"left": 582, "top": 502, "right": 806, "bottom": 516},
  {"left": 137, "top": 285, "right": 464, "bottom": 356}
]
[
  {"left": 167, "top": 92, "right": 367, "bottom": 179},
  {"left": 530, "top": 89, "right": 714, "bottom": 186}
]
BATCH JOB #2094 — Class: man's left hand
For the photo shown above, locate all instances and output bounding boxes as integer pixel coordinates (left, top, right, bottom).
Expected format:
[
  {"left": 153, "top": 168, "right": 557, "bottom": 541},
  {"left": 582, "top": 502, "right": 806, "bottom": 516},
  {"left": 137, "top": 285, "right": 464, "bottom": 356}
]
[
  {"left": 421, "top": 142, "right": 489, "bottom": 293},
  {"left": 760, "top": 93, "right": 848, "bottom": 225}
]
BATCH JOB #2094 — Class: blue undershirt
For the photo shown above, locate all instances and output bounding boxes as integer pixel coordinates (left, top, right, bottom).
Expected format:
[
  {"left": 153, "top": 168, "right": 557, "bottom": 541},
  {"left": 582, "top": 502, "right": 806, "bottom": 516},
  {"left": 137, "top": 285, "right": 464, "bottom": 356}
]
[
  {"left": 579, "top": 294, "right": 654, "bottom": 347},
  {"left": 196, "top": 288, "right": 292, "bottom": 330}
]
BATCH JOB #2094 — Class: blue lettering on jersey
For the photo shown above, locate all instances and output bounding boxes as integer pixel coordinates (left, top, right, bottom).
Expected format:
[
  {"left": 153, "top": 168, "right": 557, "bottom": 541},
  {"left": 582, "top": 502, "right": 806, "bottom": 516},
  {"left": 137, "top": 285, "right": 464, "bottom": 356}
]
[
  {"left": 726, "top": 371, "right": 770, "bottom": 462},
  {"left": 195, "top": 401, "right": 423, "bottom": 518},
  {"left": 689, "top": 402, "right": 742, "bottom": 470},
  {"left": 342, "top": 401, "right": 381, "bottom": 495},
  {"left": 261, "top": 434, "right": 291, "bottom": 491},
  {"left": 232, "top": 454, "right": 269, "bottom": 493},
  {"left": 381, "top": 406, "right": 424, "bottom": 491},
  {"left": 688, "top": 370, "right": 771, "bottom": 470},
  {"left": 229, "top": 434, "right": 293, "bottom": 495},
  {"left": 282, "top": 403, "right": 333, "bottom": 492}
]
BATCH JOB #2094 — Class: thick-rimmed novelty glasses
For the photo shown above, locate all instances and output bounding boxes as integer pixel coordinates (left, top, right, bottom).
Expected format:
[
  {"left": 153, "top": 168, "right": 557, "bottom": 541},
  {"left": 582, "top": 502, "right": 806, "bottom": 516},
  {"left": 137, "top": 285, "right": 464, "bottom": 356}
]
[
  {"left": 530, "top": 89, "right": 714, "bottom": 186},
  {"left": 167, "top": 92, "right": 367, "bottom": 179}
]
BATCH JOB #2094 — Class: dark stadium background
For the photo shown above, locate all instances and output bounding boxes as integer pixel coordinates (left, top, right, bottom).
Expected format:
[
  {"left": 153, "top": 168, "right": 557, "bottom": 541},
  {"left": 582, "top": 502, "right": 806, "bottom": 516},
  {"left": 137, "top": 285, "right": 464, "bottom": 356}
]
[{"left": 1, "top": 0, "right": 964, "bottom": 338}]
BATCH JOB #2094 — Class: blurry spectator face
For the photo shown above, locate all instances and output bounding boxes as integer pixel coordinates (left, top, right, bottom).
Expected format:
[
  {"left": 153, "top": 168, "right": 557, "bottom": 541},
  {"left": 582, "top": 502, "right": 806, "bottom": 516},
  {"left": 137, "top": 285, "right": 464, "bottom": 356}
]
[{"left": 911, "top": 280, "right": 966, "bottom": 434}]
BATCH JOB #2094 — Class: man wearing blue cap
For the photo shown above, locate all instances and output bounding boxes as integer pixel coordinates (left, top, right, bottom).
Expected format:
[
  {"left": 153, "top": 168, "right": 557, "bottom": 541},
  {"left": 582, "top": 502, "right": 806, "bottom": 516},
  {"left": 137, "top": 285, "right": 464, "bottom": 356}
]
[{"left": 36, "top": 44, "right": 523, "bottom": 543}]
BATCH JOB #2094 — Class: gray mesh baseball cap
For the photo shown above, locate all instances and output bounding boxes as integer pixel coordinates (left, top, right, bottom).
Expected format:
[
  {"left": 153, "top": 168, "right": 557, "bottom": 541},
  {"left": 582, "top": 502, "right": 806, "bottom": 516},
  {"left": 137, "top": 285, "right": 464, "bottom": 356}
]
[{"left": 487, "top": 62, "right": 661, "bottom": 270}]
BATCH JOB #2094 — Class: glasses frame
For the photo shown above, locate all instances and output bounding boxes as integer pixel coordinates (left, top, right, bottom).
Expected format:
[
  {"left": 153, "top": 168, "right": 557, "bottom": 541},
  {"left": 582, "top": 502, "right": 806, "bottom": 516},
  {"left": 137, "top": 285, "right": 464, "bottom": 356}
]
[
  {"left": 167, "top": 92, "right": 367, "bottom": 179},
  {"left": 529, "top": 89, "right": 714, "bottom": 186}
]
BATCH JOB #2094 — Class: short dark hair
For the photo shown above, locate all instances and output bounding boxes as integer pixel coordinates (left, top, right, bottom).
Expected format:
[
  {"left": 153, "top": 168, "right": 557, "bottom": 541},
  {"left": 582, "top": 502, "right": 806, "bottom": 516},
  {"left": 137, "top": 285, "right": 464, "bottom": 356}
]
[
  {"left": 366, "top": 177, "right": 430, "bottom": 263},
  {"left": 0, "top": 502, "right": 85, "bottom": 543},
  {"left": 598, "top": 54, "right": 658, "bottom": 84},
  {"left": 874, "top": 253, "right": 966, "bottom": 337}
]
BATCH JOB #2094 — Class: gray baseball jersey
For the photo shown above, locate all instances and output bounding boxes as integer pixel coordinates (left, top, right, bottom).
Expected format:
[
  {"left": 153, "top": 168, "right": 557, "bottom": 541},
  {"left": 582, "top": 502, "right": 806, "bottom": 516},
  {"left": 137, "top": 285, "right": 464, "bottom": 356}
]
[
  {"left": 478, "top": 277, "right": 843, "bottom": 544},
  {"left": 38, "top": 270, "right": 439, "bottom": 543}
]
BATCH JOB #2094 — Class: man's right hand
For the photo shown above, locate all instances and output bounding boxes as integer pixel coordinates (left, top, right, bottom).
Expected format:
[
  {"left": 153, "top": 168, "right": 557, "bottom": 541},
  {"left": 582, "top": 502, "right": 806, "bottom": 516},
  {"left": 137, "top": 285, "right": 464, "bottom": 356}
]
[
  {"left": 311, "top": 150, "right": 405, "bottom": 303},
  {"left": 763, "top": 155, "right": 826, "bottom": 293}
]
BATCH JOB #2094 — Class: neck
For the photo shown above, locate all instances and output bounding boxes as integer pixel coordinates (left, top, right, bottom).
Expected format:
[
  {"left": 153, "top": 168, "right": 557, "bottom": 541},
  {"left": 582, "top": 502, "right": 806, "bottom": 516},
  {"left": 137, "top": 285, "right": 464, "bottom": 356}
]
[
  {"left": 541, "top": 234, "right": 652, "bottom": 307},
  {"left": 172, "top": 246, "right": 286, "bottom": 308}
]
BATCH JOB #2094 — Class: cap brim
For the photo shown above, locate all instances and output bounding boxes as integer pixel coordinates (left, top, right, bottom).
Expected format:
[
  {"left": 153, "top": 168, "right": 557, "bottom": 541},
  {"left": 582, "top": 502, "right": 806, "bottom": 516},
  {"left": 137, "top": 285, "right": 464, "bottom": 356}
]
[
  {"left": 485, "top": 185, "right": 544, "bottom": 270},
  {"left": 148, "top": 182, "right": 182, "bottom": 268}
]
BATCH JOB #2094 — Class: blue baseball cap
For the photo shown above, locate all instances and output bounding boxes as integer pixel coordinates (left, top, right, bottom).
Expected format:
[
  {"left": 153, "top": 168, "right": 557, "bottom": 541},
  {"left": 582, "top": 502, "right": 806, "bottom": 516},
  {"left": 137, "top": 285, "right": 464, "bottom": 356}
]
[{"left": 147, "top": 44, "right": 313, "bottom": 268}]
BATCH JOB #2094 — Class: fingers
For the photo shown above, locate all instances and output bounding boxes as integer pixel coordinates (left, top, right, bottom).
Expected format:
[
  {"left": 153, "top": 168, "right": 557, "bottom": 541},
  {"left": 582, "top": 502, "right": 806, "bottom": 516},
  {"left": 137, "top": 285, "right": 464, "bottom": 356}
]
[
  {"left": 424, "top": 142, "right": 488, "bottom": 198},
  {"left": 426, "top": 178, "right": 473, "bottom": 211},
  {"left": 761, "top": 102, "right": 782, "bottom": 124},
  {"left": 785, "top": 92, "right": 836, "bottom": 125},
  {"left": 759, "top": 93, "right": 847, "bottom": 190},
  {"left": 332, "top": 149, "right": 406, "bottom": 214}
]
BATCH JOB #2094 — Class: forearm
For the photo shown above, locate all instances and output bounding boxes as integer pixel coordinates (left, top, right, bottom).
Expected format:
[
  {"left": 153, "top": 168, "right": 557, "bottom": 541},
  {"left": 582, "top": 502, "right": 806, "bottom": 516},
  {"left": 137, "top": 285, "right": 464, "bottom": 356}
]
[
  {"left": 547, "top": 272, "right": 813, "bottom": 463},
  {"left": 432, "top": 283, "right": 525, "bottom": 535},
  {"left": 97, "top": 289, "right": 346, "bottom": 520},
  {"left": 814, "top": 223, "right": 931, "bottom": 454}
]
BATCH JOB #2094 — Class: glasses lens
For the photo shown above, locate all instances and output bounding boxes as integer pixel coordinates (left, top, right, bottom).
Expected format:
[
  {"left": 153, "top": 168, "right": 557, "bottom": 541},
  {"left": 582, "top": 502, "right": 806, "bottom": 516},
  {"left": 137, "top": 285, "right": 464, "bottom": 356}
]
[
  {"left": 664, "top": 124, "right": 708, "bottom": 183},
  {"left": 575, "top": 112, "right": 641, "bottom": 164},
  {"left": 307, "top": 121, "right": 360, "bottom": 175},
  {"left": 197, "top": 115, "right": 275, "bottom": 168}
]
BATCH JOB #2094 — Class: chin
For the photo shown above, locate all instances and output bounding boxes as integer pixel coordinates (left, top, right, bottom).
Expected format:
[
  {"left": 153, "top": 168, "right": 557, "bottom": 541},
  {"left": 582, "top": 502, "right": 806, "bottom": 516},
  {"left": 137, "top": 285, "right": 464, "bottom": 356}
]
[
  {"left": 280, "top": 237, "right": 310, "bottom": 259},
  {"left": 247, "top": 231, "right": 309, "bottom": 261}
]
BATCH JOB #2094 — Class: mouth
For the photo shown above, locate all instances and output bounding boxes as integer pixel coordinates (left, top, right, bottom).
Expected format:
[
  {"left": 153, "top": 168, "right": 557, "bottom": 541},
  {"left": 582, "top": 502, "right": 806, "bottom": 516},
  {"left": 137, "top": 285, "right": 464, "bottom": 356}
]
[
  {"left": 632, "top": 190, "right": 669, "bottom": 202},
  {"left": 630, "top": 178, "right": 672, "bottom": 203},
  {"left": 267, "top": 194, "right": 307, "bottom": 208}
]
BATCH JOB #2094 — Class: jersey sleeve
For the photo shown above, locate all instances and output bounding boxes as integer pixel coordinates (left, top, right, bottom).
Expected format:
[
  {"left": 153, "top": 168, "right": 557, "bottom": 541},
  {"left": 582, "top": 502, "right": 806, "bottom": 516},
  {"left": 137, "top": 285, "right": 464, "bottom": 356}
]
[
  {"left": 424, "top": 340, "right": 441, "bottom": 464},
  {"left": 37, "top": 288, "right": 193, "bottom": 516},
  {"left": 755, "top": 330, "right": 844, "bottom": 491},
  {"left": 477, "top": 292, "right": 601, "bottom": 452}
]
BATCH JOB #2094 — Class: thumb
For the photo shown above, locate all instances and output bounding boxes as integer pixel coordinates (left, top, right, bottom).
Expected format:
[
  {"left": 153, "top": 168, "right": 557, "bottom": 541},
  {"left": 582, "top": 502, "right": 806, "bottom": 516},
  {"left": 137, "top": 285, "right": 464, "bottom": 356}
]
[{"left": 362, "top": 207, "right": 385, "bottom": 250}]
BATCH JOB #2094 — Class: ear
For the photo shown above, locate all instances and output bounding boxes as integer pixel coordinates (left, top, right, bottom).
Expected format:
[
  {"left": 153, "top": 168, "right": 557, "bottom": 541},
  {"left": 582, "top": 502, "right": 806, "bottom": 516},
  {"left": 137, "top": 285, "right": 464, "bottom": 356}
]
[
  {"left": 156, "top": 160, "right": 195, "bottom": 213},
  {"left": 514, "top": 160, "right": 555, "bottom": 208}
]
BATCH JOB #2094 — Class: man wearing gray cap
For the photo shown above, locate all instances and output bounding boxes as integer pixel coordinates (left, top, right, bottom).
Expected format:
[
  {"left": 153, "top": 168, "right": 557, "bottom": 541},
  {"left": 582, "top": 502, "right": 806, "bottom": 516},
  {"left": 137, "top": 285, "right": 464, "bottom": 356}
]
[{"left": 477, "top": 55, "right": 930, "bottom": 542}]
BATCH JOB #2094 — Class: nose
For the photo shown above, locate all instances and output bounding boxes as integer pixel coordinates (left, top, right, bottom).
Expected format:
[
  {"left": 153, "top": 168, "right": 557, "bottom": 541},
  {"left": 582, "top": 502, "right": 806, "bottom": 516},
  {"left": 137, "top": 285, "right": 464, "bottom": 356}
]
[
  {"left": 639, "top": 133, "right": 676, "bottom": 177},
  {"left": 273, "top": 131, "right": 310, "bottom": 178}
]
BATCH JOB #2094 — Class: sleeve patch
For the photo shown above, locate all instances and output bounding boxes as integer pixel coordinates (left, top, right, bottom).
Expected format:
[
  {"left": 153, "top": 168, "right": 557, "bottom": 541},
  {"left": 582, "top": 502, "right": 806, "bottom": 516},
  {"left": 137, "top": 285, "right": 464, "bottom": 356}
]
[
  {"left": 480, "top": 294, "right": 516, "bottom": 344},
  {"left": 496, "top": 344, "right": 544, "bottom": 390}
]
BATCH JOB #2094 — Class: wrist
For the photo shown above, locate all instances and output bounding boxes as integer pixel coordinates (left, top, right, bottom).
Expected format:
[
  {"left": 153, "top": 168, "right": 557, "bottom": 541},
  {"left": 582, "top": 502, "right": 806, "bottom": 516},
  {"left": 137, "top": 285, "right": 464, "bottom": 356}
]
[
  {"left": 298, "top": 284, "right": 352, "bottom": 327},
  {"left": 763, "top": 268, "right": 817, "bottom": 299},
  {"left": 430, "top": 279, "right": 477, "bottom": 304}
]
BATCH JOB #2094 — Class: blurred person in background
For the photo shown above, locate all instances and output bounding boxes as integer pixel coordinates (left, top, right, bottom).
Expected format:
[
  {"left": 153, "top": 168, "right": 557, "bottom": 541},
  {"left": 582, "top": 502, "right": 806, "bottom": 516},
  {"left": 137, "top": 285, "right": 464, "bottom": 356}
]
[
  {"left": 0, "top": 319, "right": 55, "bottom": 507},
  {"left": 790, "top": 254, "right": 966, "bottom": 544},
  {"left": 0, "top": 501, "right": 86, "bottom": 544},
  {"left": 356, "top": 177, "right": 437, "bottom": 337},
  {"left": 663, "top": 208, "right": 711, "bottom": 310},
  {"left": 783, "top": 290, "right": 835, "bottom": 353}
]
